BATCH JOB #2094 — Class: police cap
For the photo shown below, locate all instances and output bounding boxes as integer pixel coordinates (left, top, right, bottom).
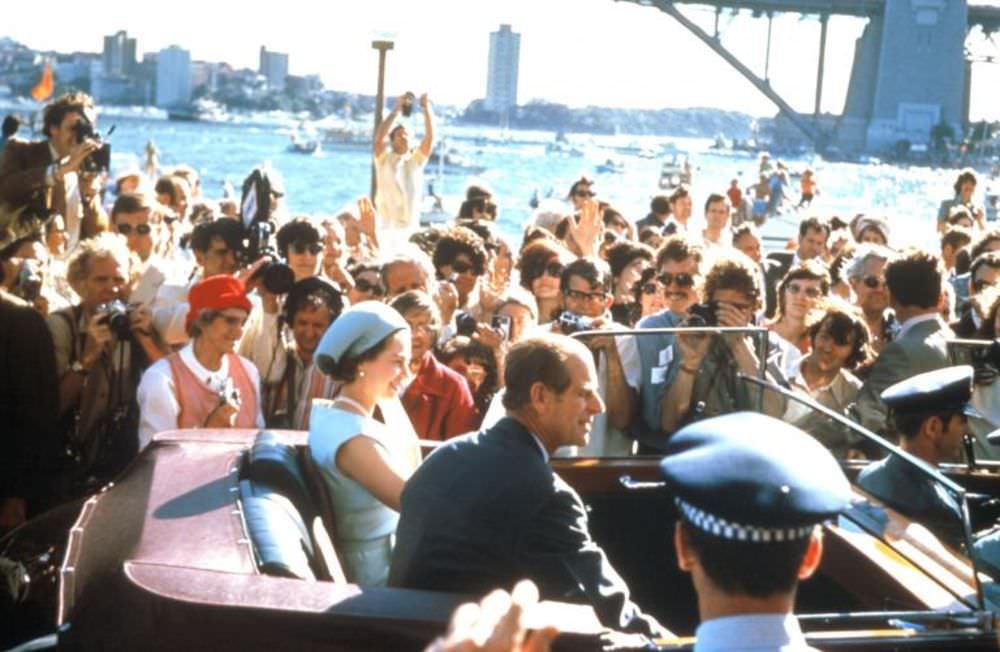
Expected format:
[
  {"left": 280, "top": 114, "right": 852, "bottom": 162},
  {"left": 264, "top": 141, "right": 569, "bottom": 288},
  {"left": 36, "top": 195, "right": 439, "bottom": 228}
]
[{"left": 660, "top": 412, "right": 851, "bottom": 543}]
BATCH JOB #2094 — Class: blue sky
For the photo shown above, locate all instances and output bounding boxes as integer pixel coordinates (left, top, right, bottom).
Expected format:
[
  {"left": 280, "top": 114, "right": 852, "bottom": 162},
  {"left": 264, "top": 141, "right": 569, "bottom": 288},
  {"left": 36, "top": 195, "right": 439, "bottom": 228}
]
[{"left": 6, "top": 0, "right": 1000, "bottom": 119}]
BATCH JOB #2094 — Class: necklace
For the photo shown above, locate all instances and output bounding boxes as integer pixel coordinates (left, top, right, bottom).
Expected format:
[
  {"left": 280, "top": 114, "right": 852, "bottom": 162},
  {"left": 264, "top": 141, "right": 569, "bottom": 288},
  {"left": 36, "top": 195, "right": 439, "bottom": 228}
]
[{"left": 335, "top": 394, "right": 371, "bottom": 416}]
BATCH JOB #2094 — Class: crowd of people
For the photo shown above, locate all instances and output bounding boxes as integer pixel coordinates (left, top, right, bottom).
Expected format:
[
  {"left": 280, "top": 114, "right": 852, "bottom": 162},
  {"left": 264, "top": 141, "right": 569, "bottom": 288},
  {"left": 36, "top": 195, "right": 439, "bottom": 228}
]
[{"left": 3, "top": 91, "right": 1000, "bottom": 649}]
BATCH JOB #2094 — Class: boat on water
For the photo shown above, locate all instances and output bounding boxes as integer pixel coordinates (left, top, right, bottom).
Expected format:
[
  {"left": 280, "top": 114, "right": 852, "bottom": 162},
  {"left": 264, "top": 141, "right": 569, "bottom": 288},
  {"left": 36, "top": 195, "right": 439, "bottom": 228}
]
[
  {"left": 166, "top": 99, "right": 228, "bottom": 123},
  {"left": 596, "top": 158, "right": 625, "bottom": 174},
  {"left": 428, "top": 146, "right": 486, "bottom": 175},
  {"left": 658, "top": 151, "right": 693, "bottom": 190},
  {"left": 287, "top": 132, "right": 320, "bottom": 155}
]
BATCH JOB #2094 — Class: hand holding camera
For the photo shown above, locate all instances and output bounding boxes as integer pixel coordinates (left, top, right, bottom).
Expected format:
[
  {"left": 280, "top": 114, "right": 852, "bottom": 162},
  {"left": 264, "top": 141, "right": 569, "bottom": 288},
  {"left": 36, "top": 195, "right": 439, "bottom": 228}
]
[
  {"left": 58, "top": 139, "right": 102, "bottom": 178},
  {"left": 205, "top": 378, "right": 241, "bottom": 428}
]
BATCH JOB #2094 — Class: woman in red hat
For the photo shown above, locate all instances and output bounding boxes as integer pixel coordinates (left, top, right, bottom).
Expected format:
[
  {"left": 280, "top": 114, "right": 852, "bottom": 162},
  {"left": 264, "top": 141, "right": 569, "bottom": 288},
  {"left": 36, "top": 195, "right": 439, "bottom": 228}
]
[{"left": 136, "top": 275, "right": 264, "bottom": 448}]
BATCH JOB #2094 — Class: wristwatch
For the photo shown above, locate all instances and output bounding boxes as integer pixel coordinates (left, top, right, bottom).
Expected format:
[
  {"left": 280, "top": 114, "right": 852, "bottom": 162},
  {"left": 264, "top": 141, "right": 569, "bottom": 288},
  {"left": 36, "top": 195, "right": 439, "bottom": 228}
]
[{"left": 70, "top": 360, "right": 88, "bottom": 375}]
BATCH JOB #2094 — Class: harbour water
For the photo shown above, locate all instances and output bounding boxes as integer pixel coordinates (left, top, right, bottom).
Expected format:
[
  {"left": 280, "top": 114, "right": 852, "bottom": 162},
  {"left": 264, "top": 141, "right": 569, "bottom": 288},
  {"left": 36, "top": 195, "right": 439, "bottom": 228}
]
[{"left": 100, "top": 115, "right": 992, "bottom": 250}]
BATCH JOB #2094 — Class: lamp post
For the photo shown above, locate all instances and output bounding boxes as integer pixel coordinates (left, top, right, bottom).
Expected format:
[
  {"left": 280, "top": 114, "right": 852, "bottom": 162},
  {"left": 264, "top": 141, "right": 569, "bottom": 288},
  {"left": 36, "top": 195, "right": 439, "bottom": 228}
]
[{"left": 371, "top": 39, "right": 394, "bottom": 201}]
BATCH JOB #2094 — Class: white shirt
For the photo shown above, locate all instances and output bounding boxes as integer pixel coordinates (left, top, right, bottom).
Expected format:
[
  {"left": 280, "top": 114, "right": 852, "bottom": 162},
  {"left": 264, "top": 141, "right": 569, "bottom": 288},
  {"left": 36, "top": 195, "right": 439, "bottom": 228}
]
[
  {"left": 694, "top": 614, "right": 816, "bottom": 652},
  {"left": 129, "top": 256, "right": 169, "bottom": 308},
  {"left": 136, "top": 343, "right": 264, "bottom": 450},
  {"left": 374, "top": 148, "right": 428, "bottom": 232},
  {"left": 896, "top": 312, "right": 941, "bottom": 339},
  {"left": 46, "top": 142, "right": 82, "bottom": 257}
]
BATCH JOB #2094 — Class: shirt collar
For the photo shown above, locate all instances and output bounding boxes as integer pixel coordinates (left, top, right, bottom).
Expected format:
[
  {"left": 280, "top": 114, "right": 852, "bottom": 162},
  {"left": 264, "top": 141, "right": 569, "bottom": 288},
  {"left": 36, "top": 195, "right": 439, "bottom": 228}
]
[
  {"left": 897, "top": 312, "right": 940, "bottom": 339},
  {"left": 694, "top": 614, "right": 806, "bottom": 652}
]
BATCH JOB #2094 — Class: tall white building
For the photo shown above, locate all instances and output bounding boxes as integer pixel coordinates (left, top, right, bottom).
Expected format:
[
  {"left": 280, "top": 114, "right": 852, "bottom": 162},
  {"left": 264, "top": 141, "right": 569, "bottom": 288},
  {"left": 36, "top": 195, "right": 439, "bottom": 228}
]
[
  {"left": 485, "top": 24, "right": 520, "bottom": 114},
  {"left": 259, "top": 46, "right": 289, "bottom": 91},
  {"left": 155, "top": 46, "right": 192, "bottom": 108}
]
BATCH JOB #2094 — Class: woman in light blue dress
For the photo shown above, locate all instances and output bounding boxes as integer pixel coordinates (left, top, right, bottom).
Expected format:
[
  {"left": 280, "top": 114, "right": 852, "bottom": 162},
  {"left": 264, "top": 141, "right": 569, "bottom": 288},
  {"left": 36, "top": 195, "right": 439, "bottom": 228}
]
[{"left": 309, "top": 301, "right": 421, "bottom": 586}]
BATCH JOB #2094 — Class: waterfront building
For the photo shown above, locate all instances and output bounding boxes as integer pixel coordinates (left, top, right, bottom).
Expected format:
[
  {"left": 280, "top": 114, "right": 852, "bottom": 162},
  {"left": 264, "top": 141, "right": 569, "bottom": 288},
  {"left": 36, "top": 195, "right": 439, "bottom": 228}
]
[
  {"left": 156, "top": 46, "right": 192, "bottom": 108},
  {"left": 484, "top": 24, "right": 520, "bottom": 115},
  {"left": 102, "top": 30, "right": 137, "bottom": 77},
  {"left": 259, "top": 46, "right": 289, "bottom": 92}
]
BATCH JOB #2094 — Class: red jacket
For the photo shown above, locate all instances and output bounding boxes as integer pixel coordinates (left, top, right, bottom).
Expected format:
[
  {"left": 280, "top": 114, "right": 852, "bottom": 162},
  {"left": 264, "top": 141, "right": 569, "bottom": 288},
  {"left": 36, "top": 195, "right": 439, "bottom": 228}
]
[{"left": 402, "top": 351, "right": 479, "bottom": 441}]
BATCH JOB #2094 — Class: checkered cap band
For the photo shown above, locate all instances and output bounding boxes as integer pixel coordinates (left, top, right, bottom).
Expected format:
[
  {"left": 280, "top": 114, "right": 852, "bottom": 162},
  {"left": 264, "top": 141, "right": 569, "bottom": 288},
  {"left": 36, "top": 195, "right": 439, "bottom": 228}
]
[{"left": 675, "top": 498, "right": 816, "bottom": 543}]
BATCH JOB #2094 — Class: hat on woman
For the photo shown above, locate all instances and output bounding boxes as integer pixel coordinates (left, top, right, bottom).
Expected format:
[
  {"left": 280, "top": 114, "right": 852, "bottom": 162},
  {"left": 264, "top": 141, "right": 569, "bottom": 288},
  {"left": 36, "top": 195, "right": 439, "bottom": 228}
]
[
  {"left": 314, "top": 300, "right": 409, "bottom": 374},
  {"left": 185, "top": 275, "right": 252, "bottom": 331}
]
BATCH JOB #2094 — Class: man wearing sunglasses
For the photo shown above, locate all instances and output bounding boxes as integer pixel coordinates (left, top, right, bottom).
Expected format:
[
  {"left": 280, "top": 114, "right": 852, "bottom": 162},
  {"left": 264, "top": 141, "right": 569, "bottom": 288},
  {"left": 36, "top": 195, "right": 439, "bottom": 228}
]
[
  {"left": 660, "top": 253, "right": 786, "bottom": 436},
  {"left": 112, "top": 193, "right": 169, "bottom": 308},
  {"left": 276, "top": 217, "right": 325, "bottom": 283},
  {"left": 845, "top": 245, "right": 893, "bottom": 354},
  {"left": 629, "top": 236, "right": 703, "bottom": 452},
  {"left": 855, "top": 249, "right": 952, "bottom": 435},
  {"left": 554, "top": 257, "right": 638, "bottom": 456}
]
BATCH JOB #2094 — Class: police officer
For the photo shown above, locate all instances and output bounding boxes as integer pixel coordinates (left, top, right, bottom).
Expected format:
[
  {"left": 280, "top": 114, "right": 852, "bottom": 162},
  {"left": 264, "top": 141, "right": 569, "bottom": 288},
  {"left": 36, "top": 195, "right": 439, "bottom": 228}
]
[
  {"left": 660, "top": 412, "right": 851, "bottom": 652},
  {"left": 856, "top": 366, "right": 979, "bottom": 536}
]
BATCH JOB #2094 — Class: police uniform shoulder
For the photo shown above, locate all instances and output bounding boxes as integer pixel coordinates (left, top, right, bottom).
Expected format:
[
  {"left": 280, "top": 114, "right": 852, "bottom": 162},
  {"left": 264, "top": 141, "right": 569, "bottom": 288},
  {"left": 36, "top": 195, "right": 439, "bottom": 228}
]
[{"left": 660, "top": 412, "right": 850, "bottom": 543}]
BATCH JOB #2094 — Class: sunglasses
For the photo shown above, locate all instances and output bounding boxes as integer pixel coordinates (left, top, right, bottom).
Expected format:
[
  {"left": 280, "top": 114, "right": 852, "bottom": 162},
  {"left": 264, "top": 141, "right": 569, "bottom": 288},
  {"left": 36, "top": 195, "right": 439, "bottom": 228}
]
[
  {"left": 117, "top": 223, "right": 152, "bottom": 236},
  {"left": 565, "top": 288, "right": 607, "bottom": 302},
  {"left": 292, "top": 242, "right": 323, "bottom": 256},
  {"left": 786, "top": 283, "right": 822, "bottom": 299},
  {"left": 862, "top": 275, "right": 885, "bottom": 289},
  {"left": 573, "top": 190, "right": 596, "bottom": 199},
  {"left": 641, "top": 282, "right": 662, "bottom": 295},
  {"left": 354, "top": 278, "right": 384, "bottom": 296},
  {"left": 543, "top": 262, "right": 564, "bottom": 278},
  {"left": 451, "top": 260, "right": 478, "bottom": 275},
  {"left": 657, "top": 272, "right": 695, "bottom": 288}
]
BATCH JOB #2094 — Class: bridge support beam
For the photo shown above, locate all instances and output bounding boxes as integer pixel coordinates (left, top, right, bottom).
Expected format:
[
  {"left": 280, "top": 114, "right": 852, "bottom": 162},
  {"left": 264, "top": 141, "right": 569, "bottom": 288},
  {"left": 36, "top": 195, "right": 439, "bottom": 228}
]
[
  {"left": 814, "top": 13, "right": 828, "bottom": 117},
  {"left": 651, "top": 0, "right": 825, "bottom": 147}
]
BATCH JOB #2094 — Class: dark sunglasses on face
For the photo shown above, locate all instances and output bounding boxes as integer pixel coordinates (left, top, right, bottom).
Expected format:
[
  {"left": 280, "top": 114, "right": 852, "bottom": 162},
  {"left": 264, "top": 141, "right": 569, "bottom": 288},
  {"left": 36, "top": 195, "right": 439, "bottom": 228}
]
[
  {"left": 565, "top": 288, "right": 607, "bottom": 302},
  {"left": 354, "top": 278, "right": 384, "bottom": 296},
  {"left": 117, "top": 223, "right": 152, "bottom": 236},
  {"left": 786, "top": 283, "right": 822, "bottom": 299},
  {"left": 658, "top": 272, "right": 695, "bottom": 288},
  {"left": 292, "top": 242, "right": 323, "bottom": 256},
  {"left": 862, "top": 275, "right": 885, "bottom": 289},
  {"left": 451, "top": 260, "right": 478, "bottom": 275},
  {"left": 573, "top": 190, "right": 595, "bottom": 199},
  {"left": 544, "top": 262, "right": 564, "bottom": 278},
  {"left": 641, "top": 282, "right": 662, "bottom": 295}
]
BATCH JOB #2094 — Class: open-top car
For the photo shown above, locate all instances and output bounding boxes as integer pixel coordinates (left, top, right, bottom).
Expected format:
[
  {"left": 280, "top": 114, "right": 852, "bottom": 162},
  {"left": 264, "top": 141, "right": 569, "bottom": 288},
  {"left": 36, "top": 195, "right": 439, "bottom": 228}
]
[{"left": 4, "top": 328, "right": 1000, "bottom": 650}]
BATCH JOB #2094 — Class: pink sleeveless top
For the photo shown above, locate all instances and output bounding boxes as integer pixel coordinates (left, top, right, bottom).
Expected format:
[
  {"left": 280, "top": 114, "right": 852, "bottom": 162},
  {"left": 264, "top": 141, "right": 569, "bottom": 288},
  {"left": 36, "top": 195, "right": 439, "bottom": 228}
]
[{"left": 166, "top": 352, "right": 258, "bottom": 429}]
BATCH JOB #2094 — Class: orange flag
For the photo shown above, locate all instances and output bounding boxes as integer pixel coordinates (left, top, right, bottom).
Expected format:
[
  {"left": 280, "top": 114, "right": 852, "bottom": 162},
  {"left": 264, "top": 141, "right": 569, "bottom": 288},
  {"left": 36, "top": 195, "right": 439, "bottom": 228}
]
[{"left": 31, "top": 64, "right": 53, "bottom": 102}]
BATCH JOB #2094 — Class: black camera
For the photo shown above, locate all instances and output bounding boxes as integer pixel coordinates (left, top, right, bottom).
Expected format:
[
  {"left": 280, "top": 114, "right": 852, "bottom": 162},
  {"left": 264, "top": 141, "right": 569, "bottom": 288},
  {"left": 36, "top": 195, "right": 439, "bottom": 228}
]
[
  {"left": 71, "top": 117, "right": 112, "bottom": 173},
  {"left": 557, "top": 310, "right": 594, "bottom": 335},
  {"left": 455, "top": 311, "right": 478, "bottom": 337},
  {"left": 97, "top": 300, "right": 131, "bottom": 339},
  {"left": 491, "top": 314, "right": 511, "bottom": 342},
  {"left": 15, "top": 259, "right": 42, "bottom": 302},
  {"left": 239, "top": 221, "right": 295, "bottom": 295},
  {"left": 686, "top": 301, "right": 719, "bottom": 328},
  {"left": 239, "top": 167, "right": 294, "bottom": 295},
  {"left": 401, "top": 91, "right": 416, "bottom": 118}
]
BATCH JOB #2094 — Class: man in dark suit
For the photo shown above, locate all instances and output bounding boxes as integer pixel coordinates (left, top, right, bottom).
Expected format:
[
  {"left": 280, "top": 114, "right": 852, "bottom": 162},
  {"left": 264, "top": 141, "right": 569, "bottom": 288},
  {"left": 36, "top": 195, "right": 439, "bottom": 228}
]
[
  {"left": 855, "top": 249, "right": 952, "bottom": 434},
  {"left": 0, "top": 283, "right": 63, "bottom": 533},
  {"left": 390, "top": 334, "right": 667, "bottom": 638},
  {"left": 0, "top": 92, "right": 107, "bottom": 250}
]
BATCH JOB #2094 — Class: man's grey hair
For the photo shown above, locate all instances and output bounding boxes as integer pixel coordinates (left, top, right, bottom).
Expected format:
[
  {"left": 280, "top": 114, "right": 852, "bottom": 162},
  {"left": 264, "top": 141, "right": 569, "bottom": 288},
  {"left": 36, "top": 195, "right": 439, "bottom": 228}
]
[
  {"left": 845, "top": 244, "right": 893, "bottom": 280},
  {"left": 379, "top": 245, "right": 436, "bottom": 293}
]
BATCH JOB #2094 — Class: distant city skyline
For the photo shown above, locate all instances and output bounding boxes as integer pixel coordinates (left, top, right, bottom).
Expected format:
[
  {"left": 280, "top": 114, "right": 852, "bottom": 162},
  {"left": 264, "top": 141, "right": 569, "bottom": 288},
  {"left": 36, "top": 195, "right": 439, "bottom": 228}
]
[{"left": 4, "top": 0, "right": 999, "bottom": 120}]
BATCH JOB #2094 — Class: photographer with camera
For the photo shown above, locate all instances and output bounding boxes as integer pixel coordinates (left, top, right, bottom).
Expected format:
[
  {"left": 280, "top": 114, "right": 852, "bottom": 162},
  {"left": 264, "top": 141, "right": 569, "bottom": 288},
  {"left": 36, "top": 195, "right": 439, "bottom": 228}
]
[
  {"left": 244, "top": 277, "right": 343, "bottom": 430},
  {"left": 659, "top": 252, "right": 786, "bottom": 435},
  {"left": 373, "top": 92, "right": 435, "bottom": 250},
  {"left": 137, "top": 275, "right": 264, "bottom": 448},
  {"left": 0, "top": 92, "right": 109, "bottom": 255},
  {"left": 151, "top": 218, "right": 245, "bottom": 347},
  {"left": 47, "top": 233, "right": 166, "bottom": 487},
  {"left": 549, "top": 257, "right": 638, "bottom": 456}
]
